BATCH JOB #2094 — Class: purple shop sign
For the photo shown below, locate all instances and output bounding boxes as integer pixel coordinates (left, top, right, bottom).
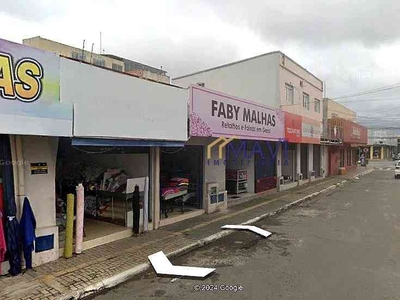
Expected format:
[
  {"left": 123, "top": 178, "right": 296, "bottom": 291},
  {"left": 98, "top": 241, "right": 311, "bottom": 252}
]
[{"left": 189, "top": 85, "right": 285, "bottom": 141}]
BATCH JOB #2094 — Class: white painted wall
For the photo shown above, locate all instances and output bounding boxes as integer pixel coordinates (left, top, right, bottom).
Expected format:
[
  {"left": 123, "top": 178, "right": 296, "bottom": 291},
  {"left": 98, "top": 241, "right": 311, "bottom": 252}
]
[
  {"left": 60, "top": 58, "right": 187, "bottom": 141},
  {"left": 21, "top": 136, "right": 59, "bottom": 266},
  {"left": 22, "top": 136, "right": 58, "bottom": 228},
  {"left": 173, "top": 52, "right": 281, "bottom": 108}
]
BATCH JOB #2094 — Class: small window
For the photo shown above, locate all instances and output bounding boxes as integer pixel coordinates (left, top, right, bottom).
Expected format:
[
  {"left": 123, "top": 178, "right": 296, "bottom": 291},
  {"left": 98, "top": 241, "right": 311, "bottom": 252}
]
[
  {"left": 71, "top": 51, "right": 86, "bottom": 61},
  {"left": 314, "top": 99, "right": 321, "bottom": 113},
  {"left": 303, "top": 93, "right": 310, "bottom": 110},
  {"left": 93, "top": 58, "right": 106, "bottom": 67},
  {"left": 285, "top": 84, "right": 294, "bottom": 104},
  {"left": 112, "top": 63, "right": 123, "bottom": 72}
]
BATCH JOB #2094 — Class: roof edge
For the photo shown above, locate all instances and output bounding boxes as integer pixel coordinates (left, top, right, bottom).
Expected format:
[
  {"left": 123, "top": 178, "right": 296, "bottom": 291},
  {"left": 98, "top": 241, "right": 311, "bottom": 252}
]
[{"left": 173, "top": 51, "right": 281, "bottom": 80}]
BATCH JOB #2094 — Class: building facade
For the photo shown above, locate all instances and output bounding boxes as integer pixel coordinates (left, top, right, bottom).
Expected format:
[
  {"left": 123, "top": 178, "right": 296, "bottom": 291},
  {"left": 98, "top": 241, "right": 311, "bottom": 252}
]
[
  {"left": 23, "top": 36, "right": 125, "bottom": 71},
  {"left": 23, "top": 36, "right": 170, "bottom": 84},
  {"left": 104, "top": 54, "right": 170, "bottom": 84},
  {"left": 174, "top": 51, "right": 327, "bottom": 192},
  {"left": 367, "top": 129, "right": 398, "bottom": 160},
  {"left": 322, "top": 99, "right": 367, "bottom": 174},
  {"left": 0, "top": 38, "right": 187, "bottom": 272}
]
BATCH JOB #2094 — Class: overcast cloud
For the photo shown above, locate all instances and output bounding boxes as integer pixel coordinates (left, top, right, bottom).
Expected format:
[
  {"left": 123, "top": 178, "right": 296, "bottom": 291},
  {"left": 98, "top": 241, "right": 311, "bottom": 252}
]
[{"left": 2, "top": 0, "right": 400, "bottom": 128}]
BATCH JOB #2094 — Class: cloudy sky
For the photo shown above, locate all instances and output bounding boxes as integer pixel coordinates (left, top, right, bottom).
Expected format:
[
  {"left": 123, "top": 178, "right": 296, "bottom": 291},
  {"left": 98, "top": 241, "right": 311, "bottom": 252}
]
[{"left": 2, "top": 0, "right": 400, "bottom": 128}]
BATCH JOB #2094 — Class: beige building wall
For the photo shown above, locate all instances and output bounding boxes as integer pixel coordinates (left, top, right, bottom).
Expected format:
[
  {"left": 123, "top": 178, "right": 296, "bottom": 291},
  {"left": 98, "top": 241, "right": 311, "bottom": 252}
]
[
  {"left": 127, "top": 70, "right": 170, "bottom": 84},
  {"left": 324, "top": 98, "right": 356, "bottom": 121},
  {"left": 279, "top": 54, "right": 323, "bottom": 123},
  {"left": 23, "top": 36, "right": 124, "bottom": 72}
]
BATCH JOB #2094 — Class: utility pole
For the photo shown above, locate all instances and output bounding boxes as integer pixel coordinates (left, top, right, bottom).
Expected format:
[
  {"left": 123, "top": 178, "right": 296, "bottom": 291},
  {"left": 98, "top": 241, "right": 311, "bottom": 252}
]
[
  {"left": 81, "top": 39, "right": 85, "bottom": 62},
  {"left": 90, "top": 43, "right": 94, "bottom": 64}
]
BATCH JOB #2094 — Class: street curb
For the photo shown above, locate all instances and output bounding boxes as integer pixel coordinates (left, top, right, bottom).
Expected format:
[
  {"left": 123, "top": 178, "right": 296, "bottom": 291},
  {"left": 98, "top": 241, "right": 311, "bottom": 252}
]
[{"left": 60, "top": 169, "right": 373, "bottom": 299}]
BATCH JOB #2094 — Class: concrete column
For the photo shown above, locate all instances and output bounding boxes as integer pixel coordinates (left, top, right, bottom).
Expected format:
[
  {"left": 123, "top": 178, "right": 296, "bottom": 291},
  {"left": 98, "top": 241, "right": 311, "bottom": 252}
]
[
  {"left": 370, "top": 146, "right": 373, "bottom": 160},
  {"left": 276, "top": 143, "right": 282, "bottom": 178},
  {"left": 380, "top": 147, "right": 384, "bottom": 160},
  {"left": 308, "top": 144, "right": 314, "bottom": 179},
  {"left": 296, "top": 143, "right": 301, "bottom": 181},
  {"left": 276, "top": 143, "right": 282, "bottom": 190},
  {"left": 150, "top": 147, "right": 160, "bottom": 230},
  {"left": 320, "top": 145, "right": 325, "bottom": 178},
  {"left": 9, "top": 135, "right": 26, "bottom": 218}
]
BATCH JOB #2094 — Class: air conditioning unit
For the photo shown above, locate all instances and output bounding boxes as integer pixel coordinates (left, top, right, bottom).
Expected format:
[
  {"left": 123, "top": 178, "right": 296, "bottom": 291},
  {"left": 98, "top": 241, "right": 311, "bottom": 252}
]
[
  {"left": 309, "top": 170, "right": 315, "bottom": 177},
  {"left": 296, "top": 173, "right": 303, "bottom": 181},
  {"left": 279, "top": 176, "right": 284, "bottom": 185}
]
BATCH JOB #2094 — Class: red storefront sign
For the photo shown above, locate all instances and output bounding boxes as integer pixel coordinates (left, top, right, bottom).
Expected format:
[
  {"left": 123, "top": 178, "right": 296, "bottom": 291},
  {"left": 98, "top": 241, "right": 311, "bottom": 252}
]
[
  {"left": 284, "top": 112, "right": 302, "bottom": 143},
  {"left": 342, "top": 120, "right": 367, "bottom": 144}
]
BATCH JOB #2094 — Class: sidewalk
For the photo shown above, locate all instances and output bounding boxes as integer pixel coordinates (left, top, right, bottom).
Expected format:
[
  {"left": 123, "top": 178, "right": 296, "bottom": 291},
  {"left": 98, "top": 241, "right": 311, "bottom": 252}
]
[{"left": 0, "top": 167, "right": 373, "bottom": 300}]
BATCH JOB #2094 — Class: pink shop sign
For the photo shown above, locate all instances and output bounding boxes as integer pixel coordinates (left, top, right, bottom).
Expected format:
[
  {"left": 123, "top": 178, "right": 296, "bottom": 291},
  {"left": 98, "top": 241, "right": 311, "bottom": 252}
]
[{"left": 189, "top": 86, "right": 285, "bottom": 141}]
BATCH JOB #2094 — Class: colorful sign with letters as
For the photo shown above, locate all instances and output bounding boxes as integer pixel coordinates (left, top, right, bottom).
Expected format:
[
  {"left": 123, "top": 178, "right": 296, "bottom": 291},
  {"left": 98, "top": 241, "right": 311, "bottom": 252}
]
[
  {"left": 189, "top": 85, "right": 285, "bottom": 141},
  {"left": 0, "top": 38, "right": 72, "bottom": 136},
  {"left": 0, "top": 38, "right": 59, "bottom": 103}
]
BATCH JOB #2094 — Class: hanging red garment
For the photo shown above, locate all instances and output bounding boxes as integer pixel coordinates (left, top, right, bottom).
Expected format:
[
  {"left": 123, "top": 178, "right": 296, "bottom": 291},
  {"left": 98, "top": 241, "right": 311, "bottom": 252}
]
[
  {"left": 0, "top": 183, "right": 4, "bottom": 216},
  {"left": 0, "top": 211, "right": 6, "bottom": 274}
]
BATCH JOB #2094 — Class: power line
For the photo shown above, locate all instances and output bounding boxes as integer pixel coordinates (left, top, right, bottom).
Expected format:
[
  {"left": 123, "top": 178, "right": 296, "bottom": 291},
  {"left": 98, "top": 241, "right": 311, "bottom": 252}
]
[
  {"left": 332, "top": 82, "right": 400, "bottom": 100},
  {"left": 339, "top": 97, "right": 400, "bottom": 104}
]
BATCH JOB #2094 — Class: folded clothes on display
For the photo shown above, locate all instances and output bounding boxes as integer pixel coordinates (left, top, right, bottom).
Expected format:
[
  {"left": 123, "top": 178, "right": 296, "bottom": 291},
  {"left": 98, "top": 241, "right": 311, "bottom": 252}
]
[{"left": 161, "top": 177, "right": 189, "bottom": 199}]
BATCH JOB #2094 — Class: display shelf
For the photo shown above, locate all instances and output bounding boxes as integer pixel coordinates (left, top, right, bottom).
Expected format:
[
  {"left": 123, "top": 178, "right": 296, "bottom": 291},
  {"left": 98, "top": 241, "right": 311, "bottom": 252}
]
[{"left": 226, "top": 169, "right": 248, "bottom": 194}]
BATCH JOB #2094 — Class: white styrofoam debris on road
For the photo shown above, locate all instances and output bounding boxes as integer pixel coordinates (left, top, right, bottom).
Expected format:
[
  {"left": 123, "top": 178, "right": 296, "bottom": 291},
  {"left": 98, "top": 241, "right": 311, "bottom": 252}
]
[
  {"left": 221, "top": 225, "right": 272, "bottom": 238},
  {"left": 148, "top": 251, "right": 215, "bottom": 278}
]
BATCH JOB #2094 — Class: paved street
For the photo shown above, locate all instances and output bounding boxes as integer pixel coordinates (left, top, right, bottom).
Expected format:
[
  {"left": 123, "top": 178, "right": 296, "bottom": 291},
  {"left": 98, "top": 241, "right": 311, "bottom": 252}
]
[
  {"left": 92, "top": 169, "right": 400, "bottom": 300},
  {"left": 368, "top": 160, "right": 397, "bottom": 171}
]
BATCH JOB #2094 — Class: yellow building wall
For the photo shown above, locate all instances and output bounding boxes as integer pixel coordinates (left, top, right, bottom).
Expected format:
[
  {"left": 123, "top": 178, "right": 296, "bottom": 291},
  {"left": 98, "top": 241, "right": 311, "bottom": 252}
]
[
  {"left": 23, "top": 36, "right": 124, "bottom": 72},
  {"left": 326, "top": 99, "right": 356, "bottom": 121}
]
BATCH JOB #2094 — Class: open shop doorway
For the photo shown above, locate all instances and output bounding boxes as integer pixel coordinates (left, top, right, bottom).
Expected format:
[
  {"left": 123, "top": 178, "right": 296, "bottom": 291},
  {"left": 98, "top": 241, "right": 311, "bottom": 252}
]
[
  {"left": 160, "top": 146, "right": 204, "bottom": 225},
  {"left": 56, "top": 138, "right": 150, "bottom": 252}
]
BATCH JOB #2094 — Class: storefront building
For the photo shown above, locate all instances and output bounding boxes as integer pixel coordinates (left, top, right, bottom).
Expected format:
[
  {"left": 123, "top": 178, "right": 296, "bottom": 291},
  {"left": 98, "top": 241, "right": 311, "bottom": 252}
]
[
  {"left": 188, "top": 85, "right": 285, "bottom": 207},
  {"left": 0, "top": 38, "right": 73, "bottom": 273},
  {"left": 0, "top": 38, "right": 188, "bottom": 271},
  {"left": 282, "top": 112, "right": 302, "bottom": 190},
  {"left": 342, "top": 119, "right": 367, "bottom": 169},
  {"left": 367, "top": 129, "right": 398, "bottom": 160},
  {"left": 282, "top": 112, "right": 326, "bottom": 191},
  {"left": 324, "top": 117, "right": 367, "bottom": 175},
  {"left": 323, "top": 117, "right": 344, "bottom": 175},
  {"left": 173, "top": 51, "right": 326, "bottom": 193}
]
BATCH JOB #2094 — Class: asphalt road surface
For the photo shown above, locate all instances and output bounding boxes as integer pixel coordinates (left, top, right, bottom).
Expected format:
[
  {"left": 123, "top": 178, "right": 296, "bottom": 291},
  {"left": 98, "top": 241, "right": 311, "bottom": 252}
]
[{"left": 93, "top": 169, "right": 400, "bottom": 300}]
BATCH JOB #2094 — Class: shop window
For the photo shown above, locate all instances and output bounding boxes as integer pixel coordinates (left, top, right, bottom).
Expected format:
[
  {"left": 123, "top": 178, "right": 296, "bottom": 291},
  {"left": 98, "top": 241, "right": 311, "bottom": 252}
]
[
  {"left": 303, "top": 93, "right": 310, "bottom": 110},
  {"left": 71, "top": 51, "right": 86, "bottom": 61},
  {"left": 93, "top": 58, "right": 106, "bottom": 67},
  {"left": 112, "top": 63, "right": 123, "bottom": 72}
]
